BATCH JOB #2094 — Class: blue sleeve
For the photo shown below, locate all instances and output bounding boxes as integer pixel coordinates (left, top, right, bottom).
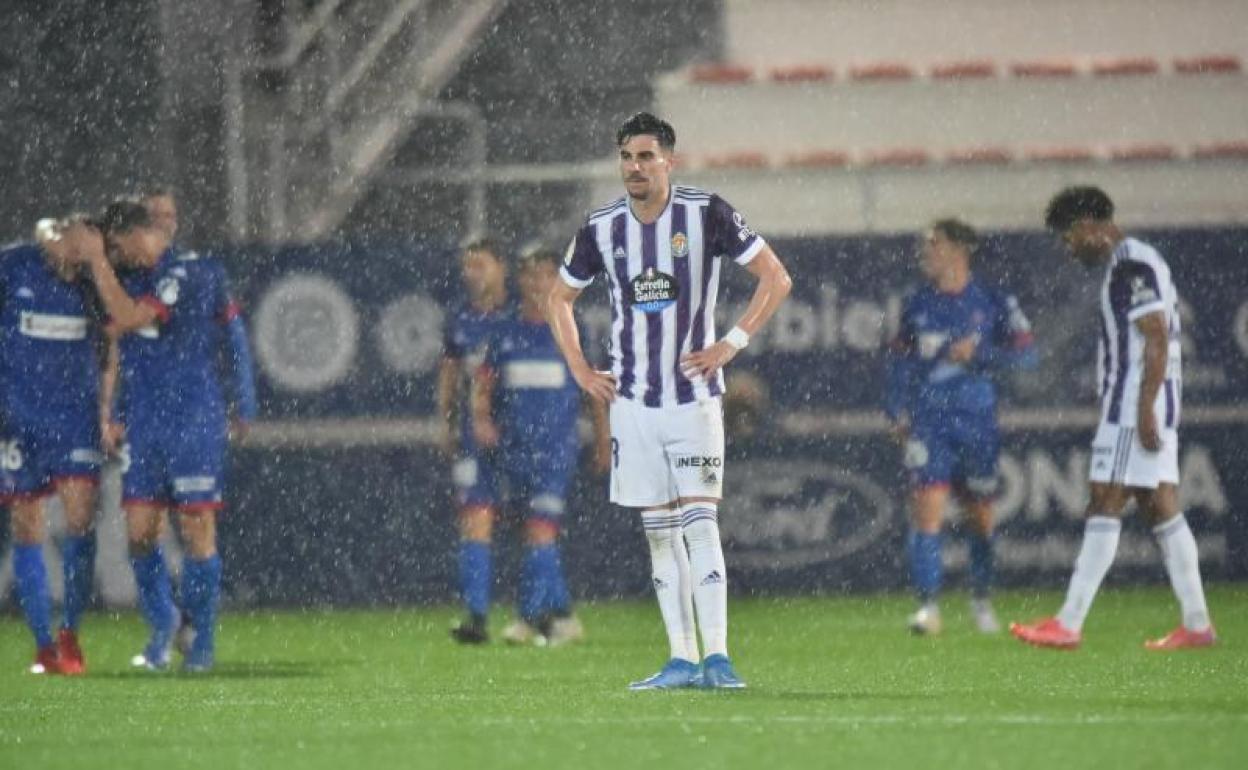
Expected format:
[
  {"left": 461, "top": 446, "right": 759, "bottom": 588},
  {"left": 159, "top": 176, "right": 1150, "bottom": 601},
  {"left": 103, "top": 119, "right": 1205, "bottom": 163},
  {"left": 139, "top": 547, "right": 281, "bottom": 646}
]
[
  {"left": 973, "top": 292, "right": 1038, "bottom": 372},
  {"left": 213, "top": 264, "right": 257, "bottom": 420},
  {"left": 884, "top": 298, "right": 919, "bottom": 421},
  {"left": 224, "top": 314, "right": 258, "bottom": 421}
]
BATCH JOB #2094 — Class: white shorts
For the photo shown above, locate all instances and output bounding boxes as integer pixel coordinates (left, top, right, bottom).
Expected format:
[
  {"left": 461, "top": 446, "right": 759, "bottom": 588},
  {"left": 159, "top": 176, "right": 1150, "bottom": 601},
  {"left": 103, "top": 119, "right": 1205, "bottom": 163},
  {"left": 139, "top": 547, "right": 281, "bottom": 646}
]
[
  {"left": 1088, "top": 422, "right": 1179, "bottom": 488},
  {"left": 609, "top": 396, "right": 724, "bottom": 507}
]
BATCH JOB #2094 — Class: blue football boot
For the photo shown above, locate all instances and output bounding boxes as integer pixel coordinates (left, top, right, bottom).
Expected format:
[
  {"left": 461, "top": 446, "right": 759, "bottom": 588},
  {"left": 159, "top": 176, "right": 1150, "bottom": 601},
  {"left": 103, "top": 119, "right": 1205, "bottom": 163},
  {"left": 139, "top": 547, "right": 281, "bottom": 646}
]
[
  {"left": 698, "top": 654, "right": 746, "bottom": 689},
  {"left": 628, "top": 658, "right": 702, "bottom": 690}
]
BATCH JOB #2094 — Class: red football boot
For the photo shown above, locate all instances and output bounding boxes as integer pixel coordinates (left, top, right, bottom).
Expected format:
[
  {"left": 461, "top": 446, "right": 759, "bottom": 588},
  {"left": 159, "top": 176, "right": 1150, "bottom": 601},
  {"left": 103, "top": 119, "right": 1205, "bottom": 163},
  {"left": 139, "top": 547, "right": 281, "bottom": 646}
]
[
  {"left": 57, "top": 628, "right": 87, "bottom": 675},
  {"left": 30, "top": 645, "right": 63, "bottom": 675},
  {"left": 1144, "top": 625, "right": 1217, "bottom": 650},
  {"left": 1009, "top": 617, "right": 1082, "bottom": 650}
]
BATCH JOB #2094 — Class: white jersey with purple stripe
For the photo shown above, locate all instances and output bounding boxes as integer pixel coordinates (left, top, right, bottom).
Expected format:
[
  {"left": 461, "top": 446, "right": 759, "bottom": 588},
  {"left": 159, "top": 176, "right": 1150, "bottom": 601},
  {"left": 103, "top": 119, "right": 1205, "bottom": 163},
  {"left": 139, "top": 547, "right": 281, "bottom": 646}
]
[
  {"left": 560, "top": 185, "right": 765, "bottom": 407},
  {"left": 1096, "top": 237, "right": 1182, "bottom": 428}
]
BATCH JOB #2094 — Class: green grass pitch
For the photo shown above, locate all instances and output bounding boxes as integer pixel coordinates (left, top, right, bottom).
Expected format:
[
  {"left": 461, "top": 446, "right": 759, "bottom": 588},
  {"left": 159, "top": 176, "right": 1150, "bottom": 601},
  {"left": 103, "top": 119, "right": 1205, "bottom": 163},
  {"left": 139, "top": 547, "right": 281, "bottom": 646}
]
[{"left": 2, "top": 586, "right": 1245, "bottom": 769}]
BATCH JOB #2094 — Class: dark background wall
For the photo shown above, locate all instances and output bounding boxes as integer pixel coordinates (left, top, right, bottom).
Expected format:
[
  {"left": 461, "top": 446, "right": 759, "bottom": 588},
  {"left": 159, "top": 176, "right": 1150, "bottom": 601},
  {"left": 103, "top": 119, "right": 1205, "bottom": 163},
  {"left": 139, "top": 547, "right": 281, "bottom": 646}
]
[{"left": 0, "top": 0, "right": 721, "bottom": 247}]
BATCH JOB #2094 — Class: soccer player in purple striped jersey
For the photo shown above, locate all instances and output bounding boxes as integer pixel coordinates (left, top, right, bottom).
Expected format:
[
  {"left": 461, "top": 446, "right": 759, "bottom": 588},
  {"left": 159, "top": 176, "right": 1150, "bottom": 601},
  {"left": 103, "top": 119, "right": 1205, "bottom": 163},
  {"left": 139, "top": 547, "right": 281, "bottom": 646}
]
[
  {"left": 548, "top": 113, "right": 792, "bottom": 689},
  {"left": 1012, "top": 186, "right": 1216, "bottom": 651}
]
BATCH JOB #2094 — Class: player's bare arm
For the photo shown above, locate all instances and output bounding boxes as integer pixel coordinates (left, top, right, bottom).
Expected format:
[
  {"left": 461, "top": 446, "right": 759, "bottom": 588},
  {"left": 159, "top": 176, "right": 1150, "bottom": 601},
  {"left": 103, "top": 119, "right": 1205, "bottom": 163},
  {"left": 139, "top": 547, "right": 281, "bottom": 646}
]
[
  {"left": 1135, "top": 311, "right": 1168, "bottom": 452},
  {"left": 469, "top": 363, "right": 500, "bottom": 450},
  {"left": 99, "top": 338, "right": 124, "bottom": 455},
  {"left": 547, "top": 280, "right": 616, "bottom": 404},
  {"left": 587, "top": 394, "right": 611, "bottom": 475},
  {"left": 680, "top": 245, "right": 792, "bottom": 380},
  {"left": 436, "top": 355, "right": 463, "bottom": 456},
  {"left": 62, "top": 224, "right": 160, "bottom": 334}
]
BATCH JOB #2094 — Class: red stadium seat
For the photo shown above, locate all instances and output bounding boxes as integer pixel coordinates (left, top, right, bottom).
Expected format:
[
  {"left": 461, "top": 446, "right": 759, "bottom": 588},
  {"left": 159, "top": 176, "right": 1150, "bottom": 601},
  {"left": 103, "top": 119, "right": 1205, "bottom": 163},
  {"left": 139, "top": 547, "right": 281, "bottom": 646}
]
[
  {"left": 1174, "top": 55, "right": 1242, "bottom": 74},
  {"left": 701, "top": 151, "right": 771, "bottom": 169},
  {"left": 689, "top": 63, "right": 754, "bottom": 84},
  {"left": 769, "top": 64, "right": 835, "bottom": 83},
  {"left": 945, "top": 147, "right": 1014, "bottom": 165},
  {"left": 929, "top": 60, "right": 997, "bottom": 80},
  {"left": 1092, "top": 57, "right": 1160, "bottom": 76},
  {"left": 862, "top": 148, "right": 930, "bottom": 167},
  {"left": 783, "top": 150, "right": 851, "bottom": 168},
  {"left": 1191, "top": 141, "right": 1248, "bottom": 160},
  {"left": 849, "top": 62, "right": 916, "bottom": 81},
  {"left": 1024, "top": 146, "right": 1097, "bottom": 163},
  {"left": 1010, "top": 59, "right": 1079, "bottom": 78},
  {"left": 1109, "top": 143, "right": 1178, "bottom": 162}
]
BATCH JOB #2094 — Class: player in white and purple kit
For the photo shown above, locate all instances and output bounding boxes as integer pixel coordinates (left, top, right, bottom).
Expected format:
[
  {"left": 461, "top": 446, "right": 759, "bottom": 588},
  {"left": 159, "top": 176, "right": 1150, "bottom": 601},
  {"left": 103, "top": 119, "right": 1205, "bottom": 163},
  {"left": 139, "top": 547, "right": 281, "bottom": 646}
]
[
  {"left": 1, "top": 217, "right": 105, "bottom": 675},
  {"left": 548, "top": 113, "right": 792, "bottom": 689},
  {"left": 1012, "top": 186, "right": 1216, "bottom": 651}
]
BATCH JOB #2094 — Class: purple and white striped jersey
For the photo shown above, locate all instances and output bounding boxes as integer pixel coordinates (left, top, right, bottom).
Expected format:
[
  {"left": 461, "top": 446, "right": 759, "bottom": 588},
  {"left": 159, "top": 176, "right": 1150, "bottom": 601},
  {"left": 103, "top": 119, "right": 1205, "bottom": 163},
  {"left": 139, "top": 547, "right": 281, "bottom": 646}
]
[
  {"left": 1096, "top": 237, "right": 1182, "bottom": 428},
  {"left": 560, "top": 185, "right": 765, "bottom": 407}
]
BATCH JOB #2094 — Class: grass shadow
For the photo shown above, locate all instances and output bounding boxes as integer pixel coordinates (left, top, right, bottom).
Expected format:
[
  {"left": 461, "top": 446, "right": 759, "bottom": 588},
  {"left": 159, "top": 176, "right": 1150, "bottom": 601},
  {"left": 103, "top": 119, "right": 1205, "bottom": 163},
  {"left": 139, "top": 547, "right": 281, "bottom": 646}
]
[{"left": 89, "top": 660, "right": 332, "bottom": 680}]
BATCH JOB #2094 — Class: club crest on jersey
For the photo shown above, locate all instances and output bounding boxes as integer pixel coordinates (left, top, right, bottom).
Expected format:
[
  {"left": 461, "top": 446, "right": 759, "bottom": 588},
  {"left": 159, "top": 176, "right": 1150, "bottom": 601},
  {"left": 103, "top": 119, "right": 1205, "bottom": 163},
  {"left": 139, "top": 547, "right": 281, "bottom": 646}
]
[
  {"left": 630, "top": 267, "right": 679, "bottom": 313},
  {"left": 671, "top": 232, "right": 689, "bottom": 258},
  {"left": 157, "top": 277, "right": 180, "bottom": 306}
]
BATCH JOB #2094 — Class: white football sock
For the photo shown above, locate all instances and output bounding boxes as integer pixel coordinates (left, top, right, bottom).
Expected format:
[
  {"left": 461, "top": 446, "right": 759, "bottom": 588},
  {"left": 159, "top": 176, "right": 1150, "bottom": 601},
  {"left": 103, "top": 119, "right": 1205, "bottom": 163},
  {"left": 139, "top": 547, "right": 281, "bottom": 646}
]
[
  {"left": 1056, "top": 516, "right": 1122, "bottom": 632},
  {"left": 642, "top": 510, "right": 697, "bottom": 662},
  {"left": 681, "top": 503, "right": 728, "bottom": 659},
  {"left": 1153, "top": 514, "right": 1212, "bottom": 632}
]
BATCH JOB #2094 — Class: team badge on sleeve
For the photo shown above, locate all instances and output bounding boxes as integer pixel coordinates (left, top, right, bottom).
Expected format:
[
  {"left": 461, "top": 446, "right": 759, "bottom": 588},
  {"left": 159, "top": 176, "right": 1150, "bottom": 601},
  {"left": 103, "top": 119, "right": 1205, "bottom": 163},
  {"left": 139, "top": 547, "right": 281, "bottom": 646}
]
[{"left": 732, "top": 212, "right": 755, "bottom": 242}]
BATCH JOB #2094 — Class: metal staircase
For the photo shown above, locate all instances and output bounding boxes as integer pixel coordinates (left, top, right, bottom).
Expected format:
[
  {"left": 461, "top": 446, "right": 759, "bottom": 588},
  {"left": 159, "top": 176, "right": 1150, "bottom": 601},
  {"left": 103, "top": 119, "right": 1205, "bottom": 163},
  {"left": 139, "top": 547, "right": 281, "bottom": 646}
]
[{"left": 224, "top": 0, "right": 506, "bottom": 242}]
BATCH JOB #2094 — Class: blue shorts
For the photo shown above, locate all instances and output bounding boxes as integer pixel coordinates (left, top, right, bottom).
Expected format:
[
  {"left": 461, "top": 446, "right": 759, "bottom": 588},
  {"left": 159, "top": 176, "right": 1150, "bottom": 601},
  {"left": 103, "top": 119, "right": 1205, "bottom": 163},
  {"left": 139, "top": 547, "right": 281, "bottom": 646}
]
[
  {"left": 121, "top": 413, "right": 226, "bottom": 512},
  {"left": 0, "top": 411, "right": 101, "bottom": 500},
  {"left": 453, "top": 441, "right": 576, "bottom": 521},
  {"left": 904, "top": 413, "right": 999, "bottom": 498}
]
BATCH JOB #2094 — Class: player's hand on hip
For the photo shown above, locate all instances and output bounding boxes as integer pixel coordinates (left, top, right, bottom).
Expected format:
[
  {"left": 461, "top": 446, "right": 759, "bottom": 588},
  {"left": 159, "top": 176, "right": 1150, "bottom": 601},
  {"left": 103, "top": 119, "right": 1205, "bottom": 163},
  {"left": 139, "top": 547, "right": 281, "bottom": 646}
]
[
  {"left": 1137, "top": 408, "right": 1161, "bottom": 452},
  {"left": 573, "top": 367, "right": 616, "bottom": 404},
  {"left": 681, "top": 340, "right": 738, "bottom": 380},
  {"left": 946, "top": 335, "right": 978, "bottom": 364}
]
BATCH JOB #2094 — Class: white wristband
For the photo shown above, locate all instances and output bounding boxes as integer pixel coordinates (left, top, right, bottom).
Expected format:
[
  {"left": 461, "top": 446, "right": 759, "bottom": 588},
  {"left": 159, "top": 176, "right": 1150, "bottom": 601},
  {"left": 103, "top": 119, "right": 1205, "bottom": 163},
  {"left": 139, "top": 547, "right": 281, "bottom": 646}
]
[{"left": 724, "top": 326, "right": 750, "bottom": 350}]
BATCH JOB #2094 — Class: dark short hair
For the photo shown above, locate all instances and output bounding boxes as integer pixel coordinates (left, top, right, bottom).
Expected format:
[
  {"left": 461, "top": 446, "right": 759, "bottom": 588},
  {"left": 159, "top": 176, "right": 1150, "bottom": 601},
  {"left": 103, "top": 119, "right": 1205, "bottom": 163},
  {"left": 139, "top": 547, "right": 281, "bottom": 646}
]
[
  {"left": 617, "top": 112, "right": 676, "bottom": 150},
  {"left": 519, "top": 246, "right": 561, "bottom": 271},
  {"left": 460, "top": 236, "right": 504, "bottom": 262},
  {"left": 97, "top": 200, "right": 154, "bottom": 235},
  {"left": 931, "top": 217, "right": 979, "bottom": 253},
  {"left": 1045, "top": 186, "right": 1114, "bottom": 232}
]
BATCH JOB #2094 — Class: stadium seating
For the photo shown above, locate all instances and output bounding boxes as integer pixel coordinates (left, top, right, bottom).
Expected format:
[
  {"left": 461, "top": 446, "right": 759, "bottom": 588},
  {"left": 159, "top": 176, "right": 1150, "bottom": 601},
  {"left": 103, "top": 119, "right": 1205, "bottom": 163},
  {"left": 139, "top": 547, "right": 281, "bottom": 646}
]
[{"left": 632, "top": 0, "right": 1248, "bottom": 234}]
